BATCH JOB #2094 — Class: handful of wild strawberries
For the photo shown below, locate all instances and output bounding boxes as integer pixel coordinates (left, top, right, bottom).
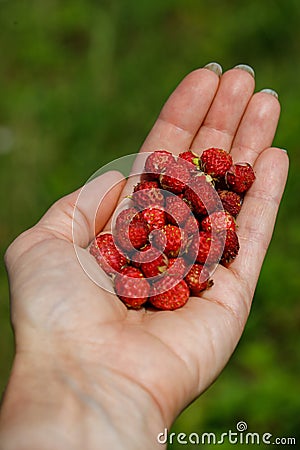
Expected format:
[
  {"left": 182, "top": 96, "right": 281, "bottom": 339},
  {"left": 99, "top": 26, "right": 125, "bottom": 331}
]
[{"left": 90, "top": 148, "right": 255, "bottom": 310}]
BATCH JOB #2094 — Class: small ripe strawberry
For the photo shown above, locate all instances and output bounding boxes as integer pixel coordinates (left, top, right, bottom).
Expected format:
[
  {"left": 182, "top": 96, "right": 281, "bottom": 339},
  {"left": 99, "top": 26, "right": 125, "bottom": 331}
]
[
  {"left": 160, "top": 161, "right": 191, "bottom": 194},
  {"left": 140, "top": 251, "right": 168, "bottom": 278},
  {"left": 200, "top": 147, "right": 233, "bottom": 178},
  {"left": 185, "top": 263, "right": 213, "bottom": 295},
  {"left": 165, "top": 195, "right": 192, "bottom": 226},
  {"left": 115, "top": 207, "right": 139, "bottom": 229},
  {"left": 131, "top": 243, "right": 158, "bottom": 266},
  {"left": 89, "top": 233, "right": 127, "bottom": 276},
  {"left": 167, "top": 257, "right": 187, "bottom": 281},
  {"left": 114, "top": 266, "right": 150, "bottom": 308},
  {"left": 115, "top": 219, "right": 149, "bottom": 252},
  {"left": 144, "top": 150, "right": 175, "bottom": 179},
  {"left": 201, "top": 211, "right": 236, "bottom": 232},
  {"left": 184, "top": 174, "right": 219, "bottom": 216},
  {"left": 225, "top": 162, "right": 256, "bottom": 193},
  {"left": 184, "top": 214, "right": 200, "bottom": 235},
  {"left": 139, "top": 207, "right": 166, "bottom": 232},
  {"left": 149, "top": 279, "right": 190, "bottom": 310},
  {"left": 187, "top": 231, "right": 223, "bottom": 265},
  {"left": 132, "top": 181, "right": 165, "bottom": 208},
  {"left": 178, "top": 150, "right": 200, "bottom": 167},
  {"left": 150, "top": 224, "right": 186, "bottom": 258},
  {"left": 127, "top": 220, "right": 149, "bottom": 250},
  {"left": 217, "top": 190, "right": 242, "bottom": 217},
  {"left": 220, "top": 230, "right": 240, "bottom": 265}
]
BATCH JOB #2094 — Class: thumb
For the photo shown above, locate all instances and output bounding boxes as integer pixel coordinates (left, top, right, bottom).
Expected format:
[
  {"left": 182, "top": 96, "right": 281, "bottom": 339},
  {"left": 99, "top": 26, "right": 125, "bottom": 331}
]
[
  {"left": 39, "top": 170, "right": 126, "bottom": 247},
  {"left": 5, "top": 171, "right": 126, "bottom": 268}
]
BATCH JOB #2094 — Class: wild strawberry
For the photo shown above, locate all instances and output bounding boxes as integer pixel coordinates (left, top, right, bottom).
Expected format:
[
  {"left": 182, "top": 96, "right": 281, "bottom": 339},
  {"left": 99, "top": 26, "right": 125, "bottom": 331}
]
[
  {"left": 201, "top": 211, "right": 236, "bottom": 232},
  {"left": 89, "top": 233, "right": 127, "bottom": 276},
  {"left": 115, "top": 207, "right": 139, "bottom": 230},
  {"left": 144, "top": 150, "right": 175, "bottom": 179},
  {"left": 165, "top": 195, "right": 192, "bottom": 226},
  {"left": 167, "top": 257, "right": 188, "bottom": 281},
  {"left": 185, "top": 263, "right": 213, "bottom": 295},
  {"left": 149, "top": 279, "right": 190, "bottom": 310},
  {"left": 200, "top": 147, "right": 233, "bottom": 178},
  {"left": 220, "top": 230, "right": 240, "bottom": 265},
  {"left": 150, "top": 224, "right": 186, "bottom": 258},
  {"left": 225, "top": 162, "right": 256, "bottom": 193},
  {"left": 187, "top": 231, "right": 223, "bottom": 265},
  {"left": 140, "top": 251, "right": 168, "bottom": 278},
  {"left": 115, "top": 219, "right": 149, "bottom": 252},
  {"left": 139, "top": 207, "right": 166, "bottom": 232},
  {"left": 184, "top": 174, "right": 219, "bottom": 216},
  {"left": 184, "top": 214, "right": 200, "bottom": 235},
  {"left": 107, "top": 147, "right": 251, "bottom": 311},
  {"left": 132, "top": 181, "right": 165, "bottom": 208},
  {"left": 131, "top": 243, "right": 157, "bottom": 266},
  {"left": 217, "top": 190, "right": 242, "bottom": 217},
  {"left": 178, "top": 150, "right": 200, "bottom": 167},
  {"left": 114, "top": 266, "right": 150, "bottom": 308},
  {"left": 160, "top": 161, "right": 191, "bottom": 194}
]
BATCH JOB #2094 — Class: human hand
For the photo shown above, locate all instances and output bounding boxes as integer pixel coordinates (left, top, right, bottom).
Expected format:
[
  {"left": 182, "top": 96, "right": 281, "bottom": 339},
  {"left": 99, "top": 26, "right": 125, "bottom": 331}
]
[{"left": 0, "top": 64, "right": 289, "bottom": 450}]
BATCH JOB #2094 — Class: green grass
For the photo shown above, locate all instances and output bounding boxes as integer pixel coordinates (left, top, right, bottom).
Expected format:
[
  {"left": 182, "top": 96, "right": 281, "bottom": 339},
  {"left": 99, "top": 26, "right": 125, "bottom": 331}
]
[{"left": 0, "top": 0, "right": 299, "bottom": 447}]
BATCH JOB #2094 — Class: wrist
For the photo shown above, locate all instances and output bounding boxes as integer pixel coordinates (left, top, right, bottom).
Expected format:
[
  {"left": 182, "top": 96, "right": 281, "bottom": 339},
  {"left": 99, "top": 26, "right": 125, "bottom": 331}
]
[
  {"left": 0, "top": 351, "right": 80, "bottom": 449},
  {"left": 0, "top": 348, "right": 165, "bottom": 450}
]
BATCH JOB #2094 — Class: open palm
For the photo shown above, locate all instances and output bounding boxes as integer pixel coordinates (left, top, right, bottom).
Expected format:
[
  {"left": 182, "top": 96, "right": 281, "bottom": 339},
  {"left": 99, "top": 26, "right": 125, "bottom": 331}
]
[{"left": 5, "top": 66, "right": 288, "bottom": 435}]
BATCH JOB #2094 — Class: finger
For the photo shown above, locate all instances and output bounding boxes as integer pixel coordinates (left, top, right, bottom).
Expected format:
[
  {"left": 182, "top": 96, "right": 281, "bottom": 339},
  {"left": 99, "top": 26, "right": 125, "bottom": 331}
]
[
  {"left": 39, "top": 171, "right": 126, "bottom": 246},
  {"left": 139, "top": 67, "right": 220, "bottom": 155},
  {"left": 191, "top": 67, "right": 255, "bottom": 152},
  {"left": 230, "top": 90, "right": 280, "bottom": 164},
  {"left": 231, "top": 147, "right": 289, "bottom": 295},
  {"left": 109, "top": 67, "right": 221, "bottom": 213}
]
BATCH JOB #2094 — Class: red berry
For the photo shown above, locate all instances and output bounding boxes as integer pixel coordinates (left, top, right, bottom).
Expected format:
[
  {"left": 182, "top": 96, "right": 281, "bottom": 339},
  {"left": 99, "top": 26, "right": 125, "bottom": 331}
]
[
  {"left": 187, "top": 231, "right": 223, "bottom": 265},
  {"left": 165, "top": 195, "right": 192, "bottom": 225},
  {"left": 115, "top": 207, "right": 139, "bottom": 229},
  {"left": 108, "top": 148, "right": 251, "bottom": 310},
  {"left": 200, "top": 147, "right": 233, "bottom": 178},
  {"left": 116, "top": 219, "right": 149, "bottom": 252},
  {"left": 226, "top": 162, "right": 256, "bottom": 193},
  {"left": 132, "top": 181, "right": 165, "bottom": 208},
  {"left": 217, "top": 190, "right": 242, "bottom": 217},
  {"left": 184, "top": 174, "right": 219, "bottom": 216},
  {"left": 89, "top": 233, "right": 127, "bottom": 276},
  {"left": 151, "top": 224, "right": 186, "bottom": 258},
  {"left": 178, "top": 150, "right": 200, "bottom": 167},
  {"left": 114, "top": 266, "right": 150, "bottom": 308},
  {"left": 185, "top": 263, "right": 213, "bottom": 295},
  {"left": 167, "top": 257, "right": 188, "bottom": 280},
  {"left": 144, "top": 150, "right": 175, "bottom": 179},
  {"left": 149, "top": 279, "right": 190, "bottom": 310},
  {"left": 139, "top": 207, "right": 166, "bottom": 232},
  {"left": 220, "top": 230, "right": 240, "bottom": 265},
  {"left": 160, "top": 161, "right": 191, "bottom": 194},
  {"left": 140, "top": 251, "right": 168, "bottom": 278},
  {"left": 201, "top": 211, "right": 236, "bottom": 232},
  {"left": 183, "top": 214, "right": 200, "bottom": 235},
  {"left": 131, "top": 243, "right": 157, "bottom": 267}
]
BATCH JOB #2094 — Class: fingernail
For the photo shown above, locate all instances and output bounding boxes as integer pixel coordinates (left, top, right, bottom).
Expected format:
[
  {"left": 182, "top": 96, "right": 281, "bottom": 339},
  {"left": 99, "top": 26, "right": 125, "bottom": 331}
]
[
  {"left": 280, "top": 148, "right": 288, "bottom": 154},
  {"left": 204, "top": 62, "right": 223, "bottom": 77},
  {"left": 260, "top": 88, "right": 279, "bottom": 99},
  {"left": 233, "top": 64, "right": 255, "bottom": 78}
]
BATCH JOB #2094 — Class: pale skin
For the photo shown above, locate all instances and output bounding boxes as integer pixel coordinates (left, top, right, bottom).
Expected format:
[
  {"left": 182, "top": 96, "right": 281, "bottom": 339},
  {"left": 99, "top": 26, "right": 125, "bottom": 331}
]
[{"left": 0, "top": 66, "right": 289, "bottom": 449}]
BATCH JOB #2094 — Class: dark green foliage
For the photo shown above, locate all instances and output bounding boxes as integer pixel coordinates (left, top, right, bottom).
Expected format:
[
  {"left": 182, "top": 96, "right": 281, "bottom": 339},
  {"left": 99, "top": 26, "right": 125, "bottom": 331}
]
[{"left": 0, "top": 0, "right": 299, "bottom": 447}]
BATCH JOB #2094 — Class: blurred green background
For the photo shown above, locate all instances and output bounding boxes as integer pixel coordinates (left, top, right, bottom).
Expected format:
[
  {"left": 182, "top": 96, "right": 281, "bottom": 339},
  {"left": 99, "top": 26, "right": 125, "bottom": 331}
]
[{"left": 0, "top": 0, "right": 299, "bottom": 448}]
